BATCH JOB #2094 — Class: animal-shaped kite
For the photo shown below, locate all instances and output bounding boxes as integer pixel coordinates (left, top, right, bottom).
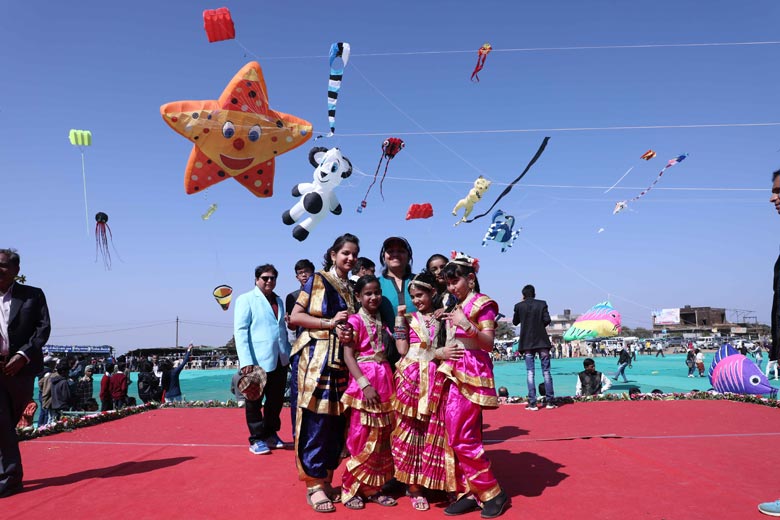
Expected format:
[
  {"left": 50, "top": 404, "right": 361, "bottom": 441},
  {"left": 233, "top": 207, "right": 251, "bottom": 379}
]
[
  {"left": 708, "top": 344, "right": 777, "bottom": 397},
  {"left": 481, "top": 210, "right": 521, "bottom": 252},
  {"left": 283, "top": 147, "right": 353, "bottom": 241},
  {"left": 452, "top": 176, "right": 492, "bottom": 225},
  {"left": 161, "top": 62, "right": 312, "bottom": 198},
  {"left": 203, "top": 7, "right": 235, "bottom": 43},
  {"left": 69, "top": 129, "right": 92, "bottom": 234},
  {"left": 213, "top": 285, "right": 233, "bottom": 311},
  {"left": 326, "top": 42, "right": 350, "bottom": 137},
  {"left": 357, "top": 137, "right": 404, "bottom": 213},
  {"left": 405, "top": 203, "right": 433, "bottom": 220},
  {"left": 614, "top": 153, "right": 688, "bottom": 214},
  {"left": 459, "top": 137, "right": 551, "bottom": 225},
  {"left": 562, "top": 301, "right": 621, "bottom": 341},
  {"left": 470, "top": 43, "right": 492, "bottom": 82},
  {"left": 94, "top": 212, "right": 115, "bottom": 270}
]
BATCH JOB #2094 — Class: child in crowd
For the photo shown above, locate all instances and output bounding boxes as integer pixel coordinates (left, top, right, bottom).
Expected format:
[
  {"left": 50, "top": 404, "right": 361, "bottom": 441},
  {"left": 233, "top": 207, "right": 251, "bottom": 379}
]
[
  {"left": 340, "top": 275, "right": 397, "bottom": 510},
  {"left": 438, "top": 252, "right": 508, "bottom": 518},
  {"left": 392, "top": 272, "right": 457, "bottom": 510}
]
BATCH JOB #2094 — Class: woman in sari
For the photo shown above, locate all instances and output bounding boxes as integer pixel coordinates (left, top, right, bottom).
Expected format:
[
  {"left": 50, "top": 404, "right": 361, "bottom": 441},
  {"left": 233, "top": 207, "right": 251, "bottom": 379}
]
[{"left": 289, "top": 233, "right": 359, "bottom": 513}]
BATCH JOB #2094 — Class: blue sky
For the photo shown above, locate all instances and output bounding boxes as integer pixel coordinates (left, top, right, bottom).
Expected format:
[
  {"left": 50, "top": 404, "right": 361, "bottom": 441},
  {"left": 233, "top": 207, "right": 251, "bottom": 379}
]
[{"left": 2, "top": 1, "right": 778, "bottom": 353}]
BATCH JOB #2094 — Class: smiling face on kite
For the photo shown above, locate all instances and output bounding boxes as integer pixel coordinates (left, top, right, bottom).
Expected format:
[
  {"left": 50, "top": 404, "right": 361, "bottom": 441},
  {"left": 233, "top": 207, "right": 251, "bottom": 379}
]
[{"left": 161, "top": 62, "right": 312, "bottom": 197}]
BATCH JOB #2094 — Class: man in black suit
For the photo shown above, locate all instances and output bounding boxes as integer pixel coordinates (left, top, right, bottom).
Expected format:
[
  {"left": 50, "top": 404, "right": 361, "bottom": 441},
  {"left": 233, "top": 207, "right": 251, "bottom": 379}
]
[
  {"left": 0, "top": 248, "right": 51, "bottom": 498},
  {"left": 512, "top": 284, "right": 556, "bottom": 411}
]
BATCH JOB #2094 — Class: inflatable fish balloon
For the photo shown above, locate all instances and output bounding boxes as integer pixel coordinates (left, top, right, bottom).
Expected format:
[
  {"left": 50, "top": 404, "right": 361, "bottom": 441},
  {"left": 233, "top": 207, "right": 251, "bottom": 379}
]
[
  {"left": 708, "top": 344, "right": 777, "bottom": 397},
  {"left": 563, "top": 301, "right": 621, "bottom": 341}
]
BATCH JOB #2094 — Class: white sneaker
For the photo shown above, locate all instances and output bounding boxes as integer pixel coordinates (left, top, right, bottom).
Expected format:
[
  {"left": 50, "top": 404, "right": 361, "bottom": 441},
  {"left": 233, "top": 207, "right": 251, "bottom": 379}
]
[
  {"left": 546, "top": 403, "right": 557, "bottom": 410},
  {"left": 526, "top": 405, "right": 539, "bottom": 411},
  {"left": 688, "top": 375, "right": 694, "bottom": 378}
]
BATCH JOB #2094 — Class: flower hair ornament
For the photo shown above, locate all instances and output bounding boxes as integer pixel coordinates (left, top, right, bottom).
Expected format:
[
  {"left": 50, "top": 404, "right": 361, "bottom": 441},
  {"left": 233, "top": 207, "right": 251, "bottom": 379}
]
[{"left": 449, "top": 251, "right": 480, "bottom": 273}]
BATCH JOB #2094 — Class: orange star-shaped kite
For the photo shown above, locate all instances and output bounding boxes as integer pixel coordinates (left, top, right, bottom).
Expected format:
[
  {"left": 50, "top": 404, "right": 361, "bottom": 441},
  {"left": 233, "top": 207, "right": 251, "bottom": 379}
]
[{"left": 160, "top": 62, "right": 312, "bottom": 197}]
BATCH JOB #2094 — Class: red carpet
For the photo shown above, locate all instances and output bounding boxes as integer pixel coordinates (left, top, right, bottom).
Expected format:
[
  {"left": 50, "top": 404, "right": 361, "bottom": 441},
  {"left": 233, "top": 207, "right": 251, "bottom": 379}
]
[{"left": 8, "top": 400, "right": 780, "bottom": 519}]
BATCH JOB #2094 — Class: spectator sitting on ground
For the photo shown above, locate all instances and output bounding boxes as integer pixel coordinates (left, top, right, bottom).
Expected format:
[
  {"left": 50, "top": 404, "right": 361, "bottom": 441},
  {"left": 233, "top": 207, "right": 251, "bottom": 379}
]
[
  {"left": 575, "top": 358, "right": 612, "bottom": 397},
  {"left": 497, "top": 386, "right": 509, "bottom": 404}
]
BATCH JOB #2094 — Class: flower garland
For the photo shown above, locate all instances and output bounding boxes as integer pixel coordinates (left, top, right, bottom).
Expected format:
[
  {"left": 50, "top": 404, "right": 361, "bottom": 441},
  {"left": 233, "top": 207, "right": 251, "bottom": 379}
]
[
  {"left": 16, "top": 399, "right": 247, "bottom": 441},
  {"left": 17, "top": 402, "right": 159, "bottom": 441}
]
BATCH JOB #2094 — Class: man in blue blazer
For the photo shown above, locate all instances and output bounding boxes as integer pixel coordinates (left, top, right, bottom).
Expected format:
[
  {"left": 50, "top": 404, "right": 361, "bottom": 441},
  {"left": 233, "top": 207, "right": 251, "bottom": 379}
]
[
  {"left": 234, "top": 264, "right": 291, "bottom": 455},
  {"left": 0, "top": 249, "right": 51, "bottom": 497}
]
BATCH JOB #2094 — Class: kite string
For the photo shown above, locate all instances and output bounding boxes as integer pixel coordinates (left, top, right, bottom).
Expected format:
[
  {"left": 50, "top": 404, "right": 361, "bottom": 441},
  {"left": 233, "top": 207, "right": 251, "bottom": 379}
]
[
  {"left": 255, "top": 40, "right": 780, "bottom": 60},
  {"left": 81, "top": 150, "right": 89, "bottom": 236},
  {"left": 350, "top": 63, "right": 486, "bottom": 177},
  {"left": 604, "top": 166, "right": 634, "bottom": 194},
  {"left": 349, "top": 169, "right": 763, "bottom": 191},
  {"left": 520, "top": 236, "right": 655, "bottom": 313},
  {"left": 330, "top": 121, "right": 780, "bottom": 137}
]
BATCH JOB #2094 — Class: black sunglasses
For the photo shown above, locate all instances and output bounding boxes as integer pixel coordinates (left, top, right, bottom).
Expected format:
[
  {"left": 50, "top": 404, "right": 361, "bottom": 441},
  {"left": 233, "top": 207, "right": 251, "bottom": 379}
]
[{"left": 260, "top": 275, "right": 277, "bottom": 282}]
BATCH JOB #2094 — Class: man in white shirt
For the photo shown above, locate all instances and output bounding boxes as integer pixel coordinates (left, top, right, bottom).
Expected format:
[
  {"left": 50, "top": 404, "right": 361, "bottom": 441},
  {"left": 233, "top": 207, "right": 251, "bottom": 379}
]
[{"left": 0, "top": 248, "right": 51, "bottom": 498}]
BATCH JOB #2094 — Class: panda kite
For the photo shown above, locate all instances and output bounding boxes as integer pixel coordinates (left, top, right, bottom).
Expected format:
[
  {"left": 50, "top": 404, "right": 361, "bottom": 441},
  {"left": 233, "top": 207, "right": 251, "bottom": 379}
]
[{"left": 282, "top": 146, "right": 352, "bottom": 241}]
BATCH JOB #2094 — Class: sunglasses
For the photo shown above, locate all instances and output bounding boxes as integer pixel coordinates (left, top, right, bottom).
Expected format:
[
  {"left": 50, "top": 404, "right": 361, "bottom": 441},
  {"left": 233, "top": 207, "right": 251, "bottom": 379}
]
[{"left": 260, "top": 275, "right": 277, "bottom": 282}]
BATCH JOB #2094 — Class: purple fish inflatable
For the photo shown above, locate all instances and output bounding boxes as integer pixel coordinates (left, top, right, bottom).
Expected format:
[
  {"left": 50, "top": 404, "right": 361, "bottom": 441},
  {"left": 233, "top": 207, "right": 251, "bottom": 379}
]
[{"left": 708, "top": 344, "right": 777, "bottom": 397}]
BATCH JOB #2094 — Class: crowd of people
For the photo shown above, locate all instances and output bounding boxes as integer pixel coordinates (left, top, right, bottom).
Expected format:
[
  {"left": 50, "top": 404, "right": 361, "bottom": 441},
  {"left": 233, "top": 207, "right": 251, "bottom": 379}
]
[{"left": 26, "top": 345, "right": 199, "bottom": 427}]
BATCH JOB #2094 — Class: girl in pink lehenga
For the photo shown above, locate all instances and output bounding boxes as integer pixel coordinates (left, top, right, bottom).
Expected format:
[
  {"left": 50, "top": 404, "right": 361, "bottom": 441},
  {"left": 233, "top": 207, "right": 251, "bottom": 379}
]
[
  {"left": 340, "top": 275, "right": 397, "bottom": 510},
  {"left": 437, "top": 252, "right": 509, "bottom": 518},
  {"left": 392, "top": 272, "right": 459, "bottom": 511}
]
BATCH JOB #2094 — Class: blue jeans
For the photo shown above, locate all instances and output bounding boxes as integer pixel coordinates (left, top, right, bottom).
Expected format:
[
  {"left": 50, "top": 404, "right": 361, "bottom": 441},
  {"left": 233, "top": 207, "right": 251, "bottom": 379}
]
[
  {"left": 615, "top": 362, "right": 629, "bottom": 382},
  {"left": 525, "top": 350, "right": 554, "bottom": 406}
]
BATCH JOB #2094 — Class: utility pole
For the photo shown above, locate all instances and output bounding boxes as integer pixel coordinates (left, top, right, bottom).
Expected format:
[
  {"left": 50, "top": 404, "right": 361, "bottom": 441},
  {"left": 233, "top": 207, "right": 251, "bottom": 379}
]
[{"left": 176, "top": 316, "right": 179, "bottom": 348}]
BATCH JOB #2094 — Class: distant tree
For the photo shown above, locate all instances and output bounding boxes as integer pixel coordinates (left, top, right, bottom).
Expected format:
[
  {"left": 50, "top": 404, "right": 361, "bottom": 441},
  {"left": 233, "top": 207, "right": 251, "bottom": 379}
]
[
  {"left": 633, "top": 327, "right": 653, "bottom": 337},
  {"left": 495, "top": 321, "right": 516, "bottom": 341},
  {"left": 225, "top": 336, "right": 236, "bottom": 353}
]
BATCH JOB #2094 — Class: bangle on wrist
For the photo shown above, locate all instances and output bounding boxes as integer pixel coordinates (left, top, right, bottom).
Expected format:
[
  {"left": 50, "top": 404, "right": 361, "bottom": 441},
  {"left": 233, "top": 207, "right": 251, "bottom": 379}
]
[
  {"left": 434, "top": 348, "right": 445, "bottom": 360},
  {"left": 357, "top": 376, "right": 370, "bottom": 389}
]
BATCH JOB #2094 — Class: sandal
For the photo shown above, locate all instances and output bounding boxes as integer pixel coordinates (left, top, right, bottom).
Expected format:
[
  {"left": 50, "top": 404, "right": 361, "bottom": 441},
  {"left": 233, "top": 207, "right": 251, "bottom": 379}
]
[
  {"left": 344, "top": 495, "right": 365, "bottom": 510},
  {"left": 366, "top": 493, "right": 398, "bottom": 507},
  {"left": 410, "top": 495, "right": 430, "bottom": 511},
  {"left": 307, "top": 488, "right": 336, "bottom": 513},
  {"left": 324, "top": 483, "right": 341, "bottom": 503}
]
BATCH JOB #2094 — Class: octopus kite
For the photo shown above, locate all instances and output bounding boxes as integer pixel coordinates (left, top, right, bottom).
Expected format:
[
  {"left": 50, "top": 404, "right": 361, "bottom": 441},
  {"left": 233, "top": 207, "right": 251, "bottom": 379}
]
[
  {"left": 95, "top": 212, "right": 115, "bottom": 270},
  {"left": 357, "top": 137, "right": 404, "bottom": 213}
]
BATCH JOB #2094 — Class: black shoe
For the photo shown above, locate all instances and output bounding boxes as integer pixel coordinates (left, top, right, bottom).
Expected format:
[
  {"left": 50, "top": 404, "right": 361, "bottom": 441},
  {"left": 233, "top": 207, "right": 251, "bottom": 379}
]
[
  {"left": 444, "top": 495, "right": 481, "bottom": 516},
  {"left": 0, "top": 484, "right": 23, "bottom": 498},
  {"left": 481, "top": 489, "right": 509, "bottom": 518}
]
